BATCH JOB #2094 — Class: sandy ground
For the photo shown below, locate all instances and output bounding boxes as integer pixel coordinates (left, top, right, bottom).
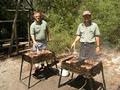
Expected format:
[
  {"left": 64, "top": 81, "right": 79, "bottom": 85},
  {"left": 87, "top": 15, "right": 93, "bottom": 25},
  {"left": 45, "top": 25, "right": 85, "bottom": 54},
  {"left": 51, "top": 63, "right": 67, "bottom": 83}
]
[{"left": 0, "top": 48, "right": 120, "bottom": 90}]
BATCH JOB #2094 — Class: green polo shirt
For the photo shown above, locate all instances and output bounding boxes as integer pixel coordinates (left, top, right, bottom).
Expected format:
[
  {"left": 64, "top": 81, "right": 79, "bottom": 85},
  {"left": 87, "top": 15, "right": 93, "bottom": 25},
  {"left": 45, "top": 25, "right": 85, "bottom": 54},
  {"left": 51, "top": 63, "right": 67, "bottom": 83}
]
[
  {"left": 30, "top": 20, "right": 47, "bottom": 41},
  {"left": 76, "top": 22, "right": 100, "bottom": 43}
]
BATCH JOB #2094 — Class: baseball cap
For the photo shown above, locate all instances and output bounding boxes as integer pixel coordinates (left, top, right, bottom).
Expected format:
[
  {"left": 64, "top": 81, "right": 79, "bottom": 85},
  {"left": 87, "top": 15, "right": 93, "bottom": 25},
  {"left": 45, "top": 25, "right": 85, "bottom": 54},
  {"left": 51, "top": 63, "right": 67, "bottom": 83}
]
[{"left": 83, "top": 10, "right": 91, "bottom": 16}]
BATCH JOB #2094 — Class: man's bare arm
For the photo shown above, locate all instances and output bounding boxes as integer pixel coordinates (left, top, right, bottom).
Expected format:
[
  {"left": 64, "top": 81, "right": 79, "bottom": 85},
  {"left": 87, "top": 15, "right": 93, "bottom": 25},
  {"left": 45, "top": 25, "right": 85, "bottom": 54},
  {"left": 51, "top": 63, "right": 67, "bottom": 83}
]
[
  {"left": 96, "top": 36, "right": 100, "bottom": 47},
  {"left": 95, "top": 36, "right": 100, "bottom": 53},
  {"left": 71, "top": 36, "right": 80, "bottom": 48},
  {"left": 31, "top": 35, "right": 36, "bottom": 44}
]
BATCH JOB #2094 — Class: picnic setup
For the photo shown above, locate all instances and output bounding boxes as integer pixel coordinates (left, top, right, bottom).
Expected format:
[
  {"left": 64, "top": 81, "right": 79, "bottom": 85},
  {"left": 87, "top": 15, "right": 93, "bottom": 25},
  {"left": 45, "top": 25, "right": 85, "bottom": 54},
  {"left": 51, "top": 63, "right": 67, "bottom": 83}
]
[{"left": 18, "top": 48, "right": 106, "bottom": 90}]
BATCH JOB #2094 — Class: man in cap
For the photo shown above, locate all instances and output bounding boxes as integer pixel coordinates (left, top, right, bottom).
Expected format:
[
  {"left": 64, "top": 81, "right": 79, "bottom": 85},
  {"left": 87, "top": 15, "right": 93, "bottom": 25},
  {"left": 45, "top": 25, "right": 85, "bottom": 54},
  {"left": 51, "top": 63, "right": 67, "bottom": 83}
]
[{"left": 71, "top": 10, "right": 100, "bottom": 63}]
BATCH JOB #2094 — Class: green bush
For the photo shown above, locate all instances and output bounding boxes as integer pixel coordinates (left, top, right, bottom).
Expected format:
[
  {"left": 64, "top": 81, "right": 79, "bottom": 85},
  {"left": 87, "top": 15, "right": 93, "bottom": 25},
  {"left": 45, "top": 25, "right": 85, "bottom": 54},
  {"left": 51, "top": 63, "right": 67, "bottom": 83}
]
[{"left": 33, "top": 0, "right": 120, "bottom": 53}]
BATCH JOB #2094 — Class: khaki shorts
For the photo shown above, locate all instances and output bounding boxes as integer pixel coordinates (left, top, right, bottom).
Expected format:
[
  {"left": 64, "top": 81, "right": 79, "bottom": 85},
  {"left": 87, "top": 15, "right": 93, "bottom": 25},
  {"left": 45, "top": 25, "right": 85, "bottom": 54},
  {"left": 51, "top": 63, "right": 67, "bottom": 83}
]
[{"left": 32, "top": 41, "right": 47, "bottom": 51}]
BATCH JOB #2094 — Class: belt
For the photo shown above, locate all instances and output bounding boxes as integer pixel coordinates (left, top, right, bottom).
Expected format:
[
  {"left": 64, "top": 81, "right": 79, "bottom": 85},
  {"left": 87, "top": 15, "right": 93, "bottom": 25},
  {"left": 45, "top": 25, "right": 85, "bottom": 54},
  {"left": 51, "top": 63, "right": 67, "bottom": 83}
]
[{"left": 81, "top": 42, "right": 95, "bottom": 44}]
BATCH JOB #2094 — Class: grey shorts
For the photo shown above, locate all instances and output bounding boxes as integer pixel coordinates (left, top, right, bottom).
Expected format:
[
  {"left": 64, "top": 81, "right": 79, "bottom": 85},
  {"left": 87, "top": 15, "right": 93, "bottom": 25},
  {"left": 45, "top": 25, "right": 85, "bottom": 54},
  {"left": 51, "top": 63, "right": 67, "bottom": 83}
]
[
  {"left": 79, "top": 42, "right": 96, "bottom": 61},
  {"left": 32, "top": 41, "right": 47, "bottom": 51}
]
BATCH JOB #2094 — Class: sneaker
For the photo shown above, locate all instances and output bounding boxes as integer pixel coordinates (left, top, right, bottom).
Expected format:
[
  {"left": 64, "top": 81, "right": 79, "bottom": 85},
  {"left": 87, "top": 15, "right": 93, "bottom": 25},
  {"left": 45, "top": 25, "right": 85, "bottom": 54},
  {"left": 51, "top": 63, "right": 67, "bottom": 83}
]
[
  {"left": 33, "top": 68, "right": 46, "bottom": 79},
  {"left": 37, "top": 72, "right": 46, "bottom": 79}
]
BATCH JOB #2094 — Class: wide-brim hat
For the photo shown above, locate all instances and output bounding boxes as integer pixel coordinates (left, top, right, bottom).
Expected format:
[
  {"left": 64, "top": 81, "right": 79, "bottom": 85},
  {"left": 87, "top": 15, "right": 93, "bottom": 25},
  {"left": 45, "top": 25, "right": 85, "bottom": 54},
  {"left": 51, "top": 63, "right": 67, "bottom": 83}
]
[{"left": 83, "top": 10, "right": 91, "bottom": 16}]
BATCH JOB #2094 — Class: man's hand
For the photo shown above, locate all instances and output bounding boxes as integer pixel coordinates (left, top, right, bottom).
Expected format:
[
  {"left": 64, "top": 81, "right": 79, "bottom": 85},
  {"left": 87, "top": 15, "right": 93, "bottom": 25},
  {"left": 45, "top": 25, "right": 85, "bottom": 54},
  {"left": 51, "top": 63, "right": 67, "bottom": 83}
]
[
  {"left": 71, "top": 42, "right": 76, "bottom": 49},
  {"left": 33, "top": 41, "right": 37, "bottom": 45}
]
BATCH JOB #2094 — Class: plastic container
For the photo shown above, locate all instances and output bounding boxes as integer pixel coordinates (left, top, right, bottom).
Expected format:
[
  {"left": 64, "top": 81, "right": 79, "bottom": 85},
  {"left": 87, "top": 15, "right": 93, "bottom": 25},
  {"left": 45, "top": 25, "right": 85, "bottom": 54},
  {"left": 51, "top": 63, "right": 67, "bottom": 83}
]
[{"left": 58, "top": 68, "right": 69, "bottom": 77}]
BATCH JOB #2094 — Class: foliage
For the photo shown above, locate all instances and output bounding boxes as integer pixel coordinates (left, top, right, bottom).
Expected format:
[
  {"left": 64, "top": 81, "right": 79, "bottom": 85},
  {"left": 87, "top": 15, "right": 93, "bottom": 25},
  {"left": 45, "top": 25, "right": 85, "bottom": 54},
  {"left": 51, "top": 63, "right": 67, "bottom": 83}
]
[
  {"left": 0, "top": 0, "right": 17, "bottom": 20},
  {"left": 33, "top": 0, "right": 120, "bottom": 52}
]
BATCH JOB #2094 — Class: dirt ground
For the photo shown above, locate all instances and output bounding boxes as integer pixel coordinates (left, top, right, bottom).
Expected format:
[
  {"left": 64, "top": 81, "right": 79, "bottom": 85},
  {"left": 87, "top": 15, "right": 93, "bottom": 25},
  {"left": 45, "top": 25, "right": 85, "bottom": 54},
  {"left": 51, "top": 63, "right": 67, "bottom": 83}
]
[{"left": 0, "top": 47, "right": 120, "bottom": 90}]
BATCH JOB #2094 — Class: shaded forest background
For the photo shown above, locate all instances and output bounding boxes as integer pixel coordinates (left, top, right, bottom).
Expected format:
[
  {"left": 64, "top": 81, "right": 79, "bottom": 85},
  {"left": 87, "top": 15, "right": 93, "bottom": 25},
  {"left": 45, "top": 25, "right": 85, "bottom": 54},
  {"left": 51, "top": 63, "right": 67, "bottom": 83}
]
[{"left": 0, "top": 0, "right": 120, "bottom": 53}]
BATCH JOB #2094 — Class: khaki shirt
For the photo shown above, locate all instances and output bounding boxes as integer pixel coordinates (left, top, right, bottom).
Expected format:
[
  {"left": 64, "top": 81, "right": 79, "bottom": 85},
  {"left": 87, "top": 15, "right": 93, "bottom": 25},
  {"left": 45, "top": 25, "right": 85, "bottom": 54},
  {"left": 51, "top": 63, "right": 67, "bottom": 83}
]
[
  {"left": 76, "top": 22, "right": 100, "bottom": 43},
  {"left": 30, "top": 20, "right": 47, "bottom": 41}
]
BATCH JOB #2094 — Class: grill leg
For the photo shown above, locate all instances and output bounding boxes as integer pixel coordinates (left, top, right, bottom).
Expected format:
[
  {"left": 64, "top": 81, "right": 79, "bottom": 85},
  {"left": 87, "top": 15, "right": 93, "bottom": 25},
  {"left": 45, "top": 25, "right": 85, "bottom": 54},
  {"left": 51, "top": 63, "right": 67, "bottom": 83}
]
[
  {"left": 53, "top": 56, "right": 57, "bottom": 68},
  {"left": 28, "top": 63, "right": 33, "bottom": 88},
  {"left": 45, "top": 59, "right": 49, "bottom": 67},
  {"left": 89, "top": 78, "right": 93, "bottom": 90},
  {"left": 101, "top": 63, "right": 106, "bottom": 90},
  {"left": 58, "top": 68, "right": 63, "bottom": 88},
  {"left": 71, "top": 72, "right": 74, "bottom": 79},
  {"left": 52, "top": 52, "right": 57, "bottom": 68},
  {"left": 52, "top": 55, "right": 57, "bottom": 69},
  {"left": 19, "top": 56, "right": 24, "bottom": 80}
]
